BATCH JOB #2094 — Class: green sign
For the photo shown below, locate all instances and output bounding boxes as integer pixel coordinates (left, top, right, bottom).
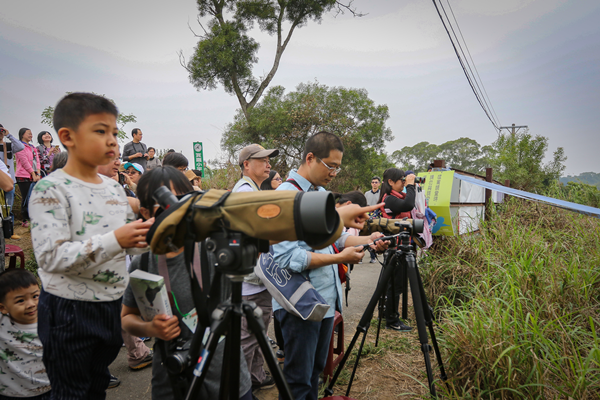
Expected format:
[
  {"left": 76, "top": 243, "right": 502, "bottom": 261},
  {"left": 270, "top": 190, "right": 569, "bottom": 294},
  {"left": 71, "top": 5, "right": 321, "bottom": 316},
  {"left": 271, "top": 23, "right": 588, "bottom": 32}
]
[
  {"left": 419, "top": 170, "right": 455, "bottom": 236},
  {"left": 193, "top": 142, "right": 204, "bottom": 177}
]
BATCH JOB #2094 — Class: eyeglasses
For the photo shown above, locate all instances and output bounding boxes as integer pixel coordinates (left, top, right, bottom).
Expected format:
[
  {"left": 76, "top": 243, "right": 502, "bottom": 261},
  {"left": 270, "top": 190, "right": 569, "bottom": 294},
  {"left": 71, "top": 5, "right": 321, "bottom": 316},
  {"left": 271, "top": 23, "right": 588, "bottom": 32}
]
[
  {"left": 177, "top": 166, "right": 189, "bottom": 172},
  {"left": 126, "top": 170, "right": 140, "bottom": 175},
  {"left": 318, "top": 158, "right": 341, "bottom": 175},
  {"left": 273, "top": 177, "right": 282, "bottom": 181}
]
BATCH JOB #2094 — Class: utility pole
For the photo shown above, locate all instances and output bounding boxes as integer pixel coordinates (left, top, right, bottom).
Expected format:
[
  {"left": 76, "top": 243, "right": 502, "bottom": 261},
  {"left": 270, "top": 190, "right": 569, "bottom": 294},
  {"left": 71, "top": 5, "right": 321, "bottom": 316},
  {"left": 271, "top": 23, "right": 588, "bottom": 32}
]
[{"left": 499, "top": 123, "right": 528, "bottom": 135}]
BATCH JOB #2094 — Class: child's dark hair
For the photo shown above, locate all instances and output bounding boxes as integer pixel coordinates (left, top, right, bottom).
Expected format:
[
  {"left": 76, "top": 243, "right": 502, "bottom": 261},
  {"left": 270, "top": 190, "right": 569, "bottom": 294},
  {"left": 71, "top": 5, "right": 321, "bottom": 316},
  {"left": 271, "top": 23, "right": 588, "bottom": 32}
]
[
  {"left": 136, "top": 166, "right": 193, "bottom": 218},
  {"left": 260, "top": 170, "right": 279, "bottom": 191},
  {"left": 379, "top": 168, "right": 405, "bottom": 202},
  {"left": 0, "top": 269, "right": 38, "bottom": 303},
  {"left": 148, "top": 147, "right": 155, "bottom": 152},
  {"left": 18, "top": 128, "right": 31, "bottom": 141},
  {"left": 53, "top": 93, "right": 118, "bottom": 134},
  {"left": 37, "top": 131, "right": 53, "bottom": 145},
  {"left": 335, "top": 190, "right": 367, "bottom": 207},
  {"left": 162, "top": 152, "right": 189, "bottom": 169}
]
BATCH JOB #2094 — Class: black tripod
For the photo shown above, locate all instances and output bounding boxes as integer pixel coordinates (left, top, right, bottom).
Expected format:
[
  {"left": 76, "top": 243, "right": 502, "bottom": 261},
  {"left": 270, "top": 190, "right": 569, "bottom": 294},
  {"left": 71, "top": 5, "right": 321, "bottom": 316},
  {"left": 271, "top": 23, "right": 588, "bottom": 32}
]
[
  {"left": 324, "top": 232, "right": 447, "bottom": 398},
  {"left": 160, "top": 230, "right": 294, "bottom": 400}
]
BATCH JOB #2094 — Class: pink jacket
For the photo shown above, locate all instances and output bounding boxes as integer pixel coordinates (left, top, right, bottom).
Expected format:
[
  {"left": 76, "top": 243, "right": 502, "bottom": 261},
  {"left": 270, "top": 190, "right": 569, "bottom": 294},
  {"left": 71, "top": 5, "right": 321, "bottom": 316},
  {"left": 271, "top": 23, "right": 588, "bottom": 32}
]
[{"left": 15, "top": 143, "right": 40, "bottom": 179}]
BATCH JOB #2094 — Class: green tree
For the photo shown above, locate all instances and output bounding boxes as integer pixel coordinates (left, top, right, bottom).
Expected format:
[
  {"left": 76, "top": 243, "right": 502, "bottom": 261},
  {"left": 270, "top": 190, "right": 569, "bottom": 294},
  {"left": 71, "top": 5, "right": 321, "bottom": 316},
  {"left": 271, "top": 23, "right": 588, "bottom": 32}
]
[
  {"left": 488, "top": 130, "right": 566, "bottom": 191},
  {"left": 221, "top": 81, "right": 394, "bottom": 192},
  {"left": 183, "top": 0, "right": 362, "bottom": 120},
  {"left": 41, "top": 93, "right": 137, "bottom": 141},
  {"left": 392, "top": 137, "right": 494, "bottom": 174}
]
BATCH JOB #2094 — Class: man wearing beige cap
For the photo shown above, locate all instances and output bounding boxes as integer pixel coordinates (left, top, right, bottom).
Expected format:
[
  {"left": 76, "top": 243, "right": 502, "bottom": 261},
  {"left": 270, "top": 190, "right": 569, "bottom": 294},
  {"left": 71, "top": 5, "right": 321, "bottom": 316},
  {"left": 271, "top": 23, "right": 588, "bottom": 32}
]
[{"left": 232, "top": 143, "right": 279, "bottom": 391}]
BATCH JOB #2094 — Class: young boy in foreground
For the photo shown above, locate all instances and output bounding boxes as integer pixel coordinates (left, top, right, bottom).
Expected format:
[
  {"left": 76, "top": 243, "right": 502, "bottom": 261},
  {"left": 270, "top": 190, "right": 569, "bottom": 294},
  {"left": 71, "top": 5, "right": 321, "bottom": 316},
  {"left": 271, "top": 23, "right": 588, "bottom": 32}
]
[
  {"left": 29, "top": 93, "right": 154, "bottom": 399},
  {"left": 0, "top": 269, "right": 50, "bottom": 400}
]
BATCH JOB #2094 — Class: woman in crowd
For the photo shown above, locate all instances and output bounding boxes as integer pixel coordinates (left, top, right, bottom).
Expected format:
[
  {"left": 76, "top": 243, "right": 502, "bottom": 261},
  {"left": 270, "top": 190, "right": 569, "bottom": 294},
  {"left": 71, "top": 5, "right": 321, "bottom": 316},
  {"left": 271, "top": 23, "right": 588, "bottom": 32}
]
[
  {"left": 146, "top": 147, "right": 161, "bottom": 170},
  {"left": 378, "top": 167, "right": 416, "bottom": 332},
  {"left": 260, "top": 170, "right": 282, "bottom": 191},
  {"left": 15, "top": 128, "right": 40, "bottom": 227},
  {"left": 36, "top": 131, "right": 61, "bottom": 176},
  {"left": 378, "top": 168, "right": 416, "bottom": 219}
]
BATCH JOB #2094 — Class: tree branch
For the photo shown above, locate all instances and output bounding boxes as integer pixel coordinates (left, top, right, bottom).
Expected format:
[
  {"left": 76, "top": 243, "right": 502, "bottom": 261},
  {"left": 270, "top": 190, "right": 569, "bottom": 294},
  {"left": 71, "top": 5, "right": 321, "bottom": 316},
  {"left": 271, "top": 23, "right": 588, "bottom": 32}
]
[
  {"left": 334, "top": 1, "right": 367, "bottom": 17},
  {"left": 177, "top": 50, "right": 192, "bottom": 73}
]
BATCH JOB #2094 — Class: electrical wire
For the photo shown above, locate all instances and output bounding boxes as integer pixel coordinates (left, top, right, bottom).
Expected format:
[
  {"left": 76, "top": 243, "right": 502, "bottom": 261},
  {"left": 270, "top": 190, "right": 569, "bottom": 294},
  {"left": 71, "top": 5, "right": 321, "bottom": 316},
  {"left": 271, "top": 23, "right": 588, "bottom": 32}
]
[
  {"left": 431, "top": 0, "right": 500, "bottom": 131},
  {"left": 445, "top": 0, "right": 502, "bottom": 127}
]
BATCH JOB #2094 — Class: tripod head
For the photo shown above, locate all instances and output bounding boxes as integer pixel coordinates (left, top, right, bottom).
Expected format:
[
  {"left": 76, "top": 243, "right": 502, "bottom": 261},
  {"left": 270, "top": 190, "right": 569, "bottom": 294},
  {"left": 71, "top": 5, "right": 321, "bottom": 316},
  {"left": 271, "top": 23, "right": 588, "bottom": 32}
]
[{"left": 205, "top": 230, "right": 269, "bottom": 276}]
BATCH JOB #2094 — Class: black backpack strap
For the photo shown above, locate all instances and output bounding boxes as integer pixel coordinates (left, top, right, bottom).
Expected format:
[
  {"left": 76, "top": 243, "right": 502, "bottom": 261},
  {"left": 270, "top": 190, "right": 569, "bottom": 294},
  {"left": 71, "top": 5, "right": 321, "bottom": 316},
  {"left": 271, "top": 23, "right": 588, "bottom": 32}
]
[
  {"left": 140, "top": 252, "right": 150, "bottom": 272},
  {"left": 286, "top": 178, "right": 303, "bottom": 192}
]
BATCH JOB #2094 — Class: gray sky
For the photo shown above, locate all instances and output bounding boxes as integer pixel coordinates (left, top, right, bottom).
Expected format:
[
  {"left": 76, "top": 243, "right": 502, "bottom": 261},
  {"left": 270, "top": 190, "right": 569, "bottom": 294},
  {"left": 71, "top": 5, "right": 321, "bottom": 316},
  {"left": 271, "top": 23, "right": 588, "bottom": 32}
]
[{"left": 1, "top": 0, "right": 598, "bottom": 176}]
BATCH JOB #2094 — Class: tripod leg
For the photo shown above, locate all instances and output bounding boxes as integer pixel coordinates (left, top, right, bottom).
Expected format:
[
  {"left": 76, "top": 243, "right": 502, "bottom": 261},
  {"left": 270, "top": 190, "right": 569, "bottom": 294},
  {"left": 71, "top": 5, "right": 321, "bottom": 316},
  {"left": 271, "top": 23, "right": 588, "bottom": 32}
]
[
  {"left": 405, "top": 252, "right": 437, "bottom": 397},
  {"left": 414, "top": 264, "right": 448, "bottom": 382},
  {"left": 185, "top": 305, "right": 233, "bottom": 400},
  {"left": 242, "top": 302, "right": 294, "bottom": 400},
  {"left": 324, "top": 252, "right": 399, "bottom": 398},
  {"left": 401, "top": 256, "right": 408, "bottom": 321}
]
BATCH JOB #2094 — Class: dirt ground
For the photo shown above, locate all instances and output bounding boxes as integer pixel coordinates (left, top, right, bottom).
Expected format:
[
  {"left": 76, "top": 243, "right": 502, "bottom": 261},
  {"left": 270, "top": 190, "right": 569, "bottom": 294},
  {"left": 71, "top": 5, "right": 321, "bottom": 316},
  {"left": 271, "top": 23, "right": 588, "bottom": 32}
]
[{"left": 12, "top": 227, "right": 443, "bottom": 399}]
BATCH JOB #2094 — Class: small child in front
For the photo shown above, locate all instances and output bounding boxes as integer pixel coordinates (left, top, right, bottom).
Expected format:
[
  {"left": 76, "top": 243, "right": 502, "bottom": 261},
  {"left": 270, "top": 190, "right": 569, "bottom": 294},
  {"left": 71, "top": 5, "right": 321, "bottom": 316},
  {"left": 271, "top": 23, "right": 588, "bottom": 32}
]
[
  {"left": 0, "top": 269, "right": 50, "bottom": 400},
  {"left": 29, "top": 93, "right": 154, "bottom": 399}
]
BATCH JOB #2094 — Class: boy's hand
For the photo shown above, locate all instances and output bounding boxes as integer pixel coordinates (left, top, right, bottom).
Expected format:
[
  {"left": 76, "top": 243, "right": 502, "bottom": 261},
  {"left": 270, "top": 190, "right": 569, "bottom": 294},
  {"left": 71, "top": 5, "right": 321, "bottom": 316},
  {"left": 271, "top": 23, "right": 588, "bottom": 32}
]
[
  {"left": 114, "top": 218, "right": 155, "bottom": 248},
  {"left": 150, "top": 314, "right": 180, "bottom": 341},
  {"left": 338, "top": 245, "right": 365, "bottom": 265}
]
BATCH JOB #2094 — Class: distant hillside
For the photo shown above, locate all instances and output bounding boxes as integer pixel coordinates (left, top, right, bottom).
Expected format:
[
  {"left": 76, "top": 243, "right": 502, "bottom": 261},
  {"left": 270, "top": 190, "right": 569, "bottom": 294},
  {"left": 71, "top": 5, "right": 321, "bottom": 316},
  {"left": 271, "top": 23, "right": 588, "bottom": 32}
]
[{"left": 560, "top": 172, "right": 600, "bottom": 188}]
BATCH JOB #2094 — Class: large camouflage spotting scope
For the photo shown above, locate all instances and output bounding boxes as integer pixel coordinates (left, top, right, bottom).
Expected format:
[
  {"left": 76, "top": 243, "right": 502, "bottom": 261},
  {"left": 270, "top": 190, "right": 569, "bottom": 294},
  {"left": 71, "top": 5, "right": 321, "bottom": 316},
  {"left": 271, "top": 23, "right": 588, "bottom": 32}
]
[{"left": 147, "top": 188, "right": 344, "bottom": 255}]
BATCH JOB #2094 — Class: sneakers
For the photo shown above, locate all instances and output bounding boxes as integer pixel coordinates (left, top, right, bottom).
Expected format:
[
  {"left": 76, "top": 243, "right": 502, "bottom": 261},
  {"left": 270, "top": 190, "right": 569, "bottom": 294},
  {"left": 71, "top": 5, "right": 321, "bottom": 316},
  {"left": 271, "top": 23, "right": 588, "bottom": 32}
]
[
  {"left": 108, "top": 374, "right": 121, "bottom": 389},
  {"left": 252, "top": 371, "right": 276, "bottom": 390},
  {"left": 276, "top": 350, "right": 285, "bottom": 363},
  {"left": 129, "top": 350, "right": 154, "bottom": 370},
  {"left": 385, "top": 321, "right": 413, "bottom": 332}
]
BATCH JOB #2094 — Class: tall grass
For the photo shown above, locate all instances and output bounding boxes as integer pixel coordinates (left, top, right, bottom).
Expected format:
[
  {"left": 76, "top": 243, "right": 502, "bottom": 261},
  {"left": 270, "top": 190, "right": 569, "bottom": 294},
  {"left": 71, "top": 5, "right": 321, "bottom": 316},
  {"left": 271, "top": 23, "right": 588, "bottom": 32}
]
[{"left": 422, "top": 199, "right": 600, "bottom": 399}]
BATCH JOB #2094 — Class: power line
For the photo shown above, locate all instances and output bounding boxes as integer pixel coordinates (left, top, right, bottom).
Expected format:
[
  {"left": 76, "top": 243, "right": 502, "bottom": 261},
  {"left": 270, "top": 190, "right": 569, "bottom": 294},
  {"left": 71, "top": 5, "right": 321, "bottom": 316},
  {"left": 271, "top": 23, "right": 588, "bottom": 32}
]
[
  {"left": 431, "top": 0, "right": 500, "bottom": 131},
  {"left": 444, "top": 0, "right": 501, "bottom": 127}
]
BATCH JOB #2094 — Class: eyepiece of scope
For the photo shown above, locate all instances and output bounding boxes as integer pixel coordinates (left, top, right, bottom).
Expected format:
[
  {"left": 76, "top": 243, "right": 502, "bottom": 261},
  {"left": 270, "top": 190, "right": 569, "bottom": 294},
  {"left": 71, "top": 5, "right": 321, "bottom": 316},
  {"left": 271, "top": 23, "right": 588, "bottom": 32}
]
[{"left": 153, "top": 186, "right": 178, "bottom": 210}]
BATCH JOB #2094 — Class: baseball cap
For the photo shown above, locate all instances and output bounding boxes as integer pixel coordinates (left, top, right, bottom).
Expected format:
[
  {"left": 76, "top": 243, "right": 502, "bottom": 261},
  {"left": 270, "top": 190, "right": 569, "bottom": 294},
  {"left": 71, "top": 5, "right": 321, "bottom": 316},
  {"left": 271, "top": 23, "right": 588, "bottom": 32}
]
[
  {"left": 238, "top": 144, "right": 279, "bottom": 166},
  {"left": 123, "top": 162, "right": 144, "bottom": 174}
]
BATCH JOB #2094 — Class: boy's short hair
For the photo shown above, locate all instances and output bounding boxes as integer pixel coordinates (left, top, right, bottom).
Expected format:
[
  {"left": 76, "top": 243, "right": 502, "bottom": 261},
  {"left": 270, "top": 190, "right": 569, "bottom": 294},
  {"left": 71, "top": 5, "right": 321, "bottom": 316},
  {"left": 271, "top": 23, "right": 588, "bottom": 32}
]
[
  {"left": 148, "top": 147, "right": 155, "bottom": 152},
  {"left": 131, "top": 128, "right": 140, "bottom": 137},
  {"left": 0, "top": 269, "right": 38, "bottom": 303},
  {"left": 53, "top": 93, "right": 118, "bottom": 134},
  {"left": 372, "top": 176, "right": 381, "bottom": 182},
  {"left": 301, "top": 131, "right": 344, "bottom": 164}
]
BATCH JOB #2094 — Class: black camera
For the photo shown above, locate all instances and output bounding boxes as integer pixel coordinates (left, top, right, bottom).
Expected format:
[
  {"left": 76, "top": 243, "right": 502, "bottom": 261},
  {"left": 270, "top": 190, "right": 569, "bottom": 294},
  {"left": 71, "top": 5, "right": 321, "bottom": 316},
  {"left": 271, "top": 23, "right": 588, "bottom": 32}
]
[
  {"left": 118, "top": 172, "right": 126, "bottom": 185},
  {"left": 164, "top": 337, "right": 192, "bottom": 375},
  {"left": 414, "top": 176, "right": 426, "bottom": 184}
]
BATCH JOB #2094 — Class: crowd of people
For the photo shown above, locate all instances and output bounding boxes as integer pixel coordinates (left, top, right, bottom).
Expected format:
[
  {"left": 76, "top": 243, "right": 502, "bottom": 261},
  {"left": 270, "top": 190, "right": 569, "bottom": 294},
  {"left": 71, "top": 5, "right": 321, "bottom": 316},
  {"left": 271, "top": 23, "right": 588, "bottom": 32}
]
[{"left": 0, "top": 92, "right": 429, "bottom": 400}]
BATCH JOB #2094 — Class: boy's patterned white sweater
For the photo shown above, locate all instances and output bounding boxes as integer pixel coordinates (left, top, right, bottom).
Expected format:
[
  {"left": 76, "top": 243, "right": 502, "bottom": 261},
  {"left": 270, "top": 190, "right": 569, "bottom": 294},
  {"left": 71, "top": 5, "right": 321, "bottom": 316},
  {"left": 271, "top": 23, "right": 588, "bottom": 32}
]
[{"left": 30, "top": 169, "right": 144, "bottom": 301}]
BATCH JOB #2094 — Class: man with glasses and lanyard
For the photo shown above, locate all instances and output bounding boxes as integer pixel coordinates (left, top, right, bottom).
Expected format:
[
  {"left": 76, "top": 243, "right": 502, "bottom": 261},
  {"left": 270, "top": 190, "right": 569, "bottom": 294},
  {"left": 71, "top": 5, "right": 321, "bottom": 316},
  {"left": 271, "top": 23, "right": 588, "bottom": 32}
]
[
  {"left": 273, "top": 131, "right": 388, "bottom": 400},
  {"left": 232, "top": 143, "right": 280, "bottom": 391}
]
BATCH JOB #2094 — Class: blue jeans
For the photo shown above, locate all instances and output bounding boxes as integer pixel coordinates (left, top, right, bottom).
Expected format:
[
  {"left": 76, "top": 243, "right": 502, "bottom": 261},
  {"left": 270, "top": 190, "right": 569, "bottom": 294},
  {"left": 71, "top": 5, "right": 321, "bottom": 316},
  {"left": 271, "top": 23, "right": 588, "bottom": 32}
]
[{"left": 275, "top": 310, "right": 334, "bottom": 400}]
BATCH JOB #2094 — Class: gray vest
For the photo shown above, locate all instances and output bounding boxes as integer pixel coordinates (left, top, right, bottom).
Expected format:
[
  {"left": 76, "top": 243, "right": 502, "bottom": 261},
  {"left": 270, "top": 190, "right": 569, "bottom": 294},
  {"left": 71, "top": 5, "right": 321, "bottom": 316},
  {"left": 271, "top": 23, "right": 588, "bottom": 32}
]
[{"left": 232, "top": 176, "right": 262, "bottom": 286}]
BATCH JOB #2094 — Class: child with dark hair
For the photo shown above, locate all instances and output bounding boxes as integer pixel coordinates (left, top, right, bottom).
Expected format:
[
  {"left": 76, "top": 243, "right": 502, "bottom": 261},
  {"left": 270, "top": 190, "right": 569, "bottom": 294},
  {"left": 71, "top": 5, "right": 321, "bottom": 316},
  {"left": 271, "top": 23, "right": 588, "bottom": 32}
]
[
  {"left": 161, "top": 152, "right": 189, "bottom": 172},
  {"left": 29, "top": 92, "right": 154, "bottom": 399},
  {"left": 0, "top": 269, "right": 51, "bottom": 399},
  {"left": 121, "top": 166, "right": 252, "bottom": 400}
]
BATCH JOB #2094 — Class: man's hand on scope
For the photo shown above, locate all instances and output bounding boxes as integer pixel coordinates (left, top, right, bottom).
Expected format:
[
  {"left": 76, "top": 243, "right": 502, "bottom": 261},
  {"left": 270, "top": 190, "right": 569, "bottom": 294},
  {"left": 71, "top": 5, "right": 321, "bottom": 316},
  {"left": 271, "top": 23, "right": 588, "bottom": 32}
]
[{"left": 337, "top": 202, "right": 384, "bottom": 230}]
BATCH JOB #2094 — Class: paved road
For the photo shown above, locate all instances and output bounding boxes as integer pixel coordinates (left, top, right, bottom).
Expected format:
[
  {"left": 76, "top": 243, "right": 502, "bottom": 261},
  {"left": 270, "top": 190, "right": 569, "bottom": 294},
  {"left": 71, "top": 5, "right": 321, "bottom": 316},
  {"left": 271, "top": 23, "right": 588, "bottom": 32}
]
[{"left": 107, "top": 252, "right": 385, "bottom": 399}]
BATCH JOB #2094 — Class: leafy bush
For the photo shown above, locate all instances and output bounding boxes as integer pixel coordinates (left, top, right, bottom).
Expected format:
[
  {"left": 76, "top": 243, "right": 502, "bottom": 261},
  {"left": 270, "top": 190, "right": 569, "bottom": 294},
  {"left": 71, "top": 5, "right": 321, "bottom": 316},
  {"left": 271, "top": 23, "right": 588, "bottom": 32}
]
[{"left": 422, "top": 198, "right": 600, "bottom": 399}]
